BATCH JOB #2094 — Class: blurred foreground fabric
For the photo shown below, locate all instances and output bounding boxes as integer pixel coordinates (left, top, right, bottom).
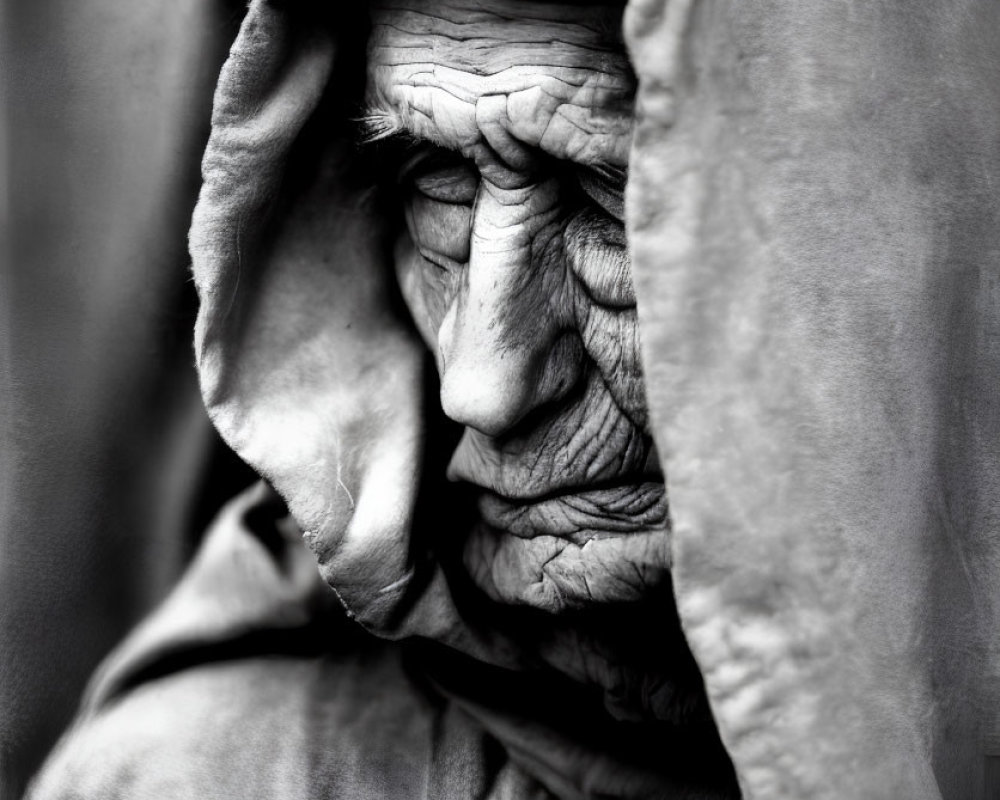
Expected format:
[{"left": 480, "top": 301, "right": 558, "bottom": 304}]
[{"left": 0, "top": 2, "right": 247, "bottom": 797}]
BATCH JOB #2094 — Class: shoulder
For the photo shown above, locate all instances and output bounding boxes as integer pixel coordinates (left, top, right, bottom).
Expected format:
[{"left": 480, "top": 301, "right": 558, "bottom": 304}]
[{"left": 24, "top": 484, "right": 456, "bottom": 800}]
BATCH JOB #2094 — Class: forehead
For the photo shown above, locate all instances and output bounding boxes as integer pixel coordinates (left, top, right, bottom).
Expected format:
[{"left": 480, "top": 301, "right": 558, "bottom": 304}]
[{"left": 366, "top": 0, "right": 635, "bottom": 165}]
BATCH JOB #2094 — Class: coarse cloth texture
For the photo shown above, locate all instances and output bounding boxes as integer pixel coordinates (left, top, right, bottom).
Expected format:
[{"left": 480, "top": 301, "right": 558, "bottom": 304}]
[
  {"left": 27, "top": 484, "right": 556, "bottom": 800},
  {"left": 625, "top": 1, "right": 1000, "bottom": 797},
  {"left": 27, "top": 0, "right": 1000, "bottom": 798},
  {"left": 28, "top": 483, "right": 731, "bottom": 799}
]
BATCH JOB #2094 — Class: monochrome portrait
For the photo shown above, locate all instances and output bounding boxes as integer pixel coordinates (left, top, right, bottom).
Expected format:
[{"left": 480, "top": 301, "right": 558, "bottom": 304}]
[{"left": 4, "top": 2, "right": 1000, "bottom": 798}]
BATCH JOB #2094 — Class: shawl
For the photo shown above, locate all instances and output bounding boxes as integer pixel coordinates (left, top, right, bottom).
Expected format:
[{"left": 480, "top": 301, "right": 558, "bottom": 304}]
[{"left": 31, "top": 1, "right": 1000, "bottom": 798}]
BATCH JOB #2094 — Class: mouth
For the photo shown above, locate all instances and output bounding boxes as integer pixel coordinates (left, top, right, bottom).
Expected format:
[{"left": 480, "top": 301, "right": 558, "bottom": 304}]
[
  {"left": 448, "top": 441, "right": 672, "bottom": 611},
  {"left": 447, "top": 430, "right": 665, "bottom": 494},
  {"left": 475, "top": 479, "right": 668, "bottom": 542},
  {"left": 461, "top": 480, "right": 672, "bottom": 612}
]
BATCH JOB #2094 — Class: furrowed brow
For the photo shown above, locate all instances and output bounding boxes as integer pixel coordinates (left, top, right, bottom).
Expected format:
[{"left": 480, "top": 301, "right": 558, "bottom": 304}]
[{"left": 355, "top": 100, "right": 627, "bottom": 179}]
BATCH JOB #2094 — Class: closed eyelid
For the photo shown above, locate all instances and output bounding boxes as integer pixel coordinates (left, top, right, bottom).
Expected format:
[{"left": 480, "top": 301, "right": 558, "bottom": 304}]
[
  {"left": 403, "top": 153, "right": 480, "bottom": 205},
  {"left": 576, "top": 168, "right": 626, "bottom": 220}
]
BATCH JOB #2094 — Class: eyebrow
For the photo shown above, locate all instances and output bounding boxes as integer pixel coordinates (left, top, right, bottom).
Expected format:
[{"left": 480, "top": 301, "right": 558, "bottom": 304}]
[
  {"left": 355, "top": 104, "right": 409, "bottom": 146},
  {"left": 356, "top": 99, "right": 497, "bottom": 161},
  {"left": 354, "top": 101, "right": 629, "bottom": 184},
  {"left": 357, "top": 101, "right": 457, "bottom": 153}
]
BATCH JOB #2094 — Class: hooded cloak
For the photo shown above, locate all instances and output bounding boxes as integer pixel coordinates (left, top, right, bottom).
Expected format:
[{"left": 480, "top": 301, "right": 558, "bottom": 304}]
[{"left": 28, "top": 1, "right": 1000, "bottom": 798}]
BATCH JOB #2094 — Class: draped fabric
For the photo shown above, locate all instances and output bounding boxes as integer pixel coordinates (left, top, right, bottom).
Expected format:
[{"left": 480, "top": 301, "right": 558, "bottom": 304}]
[
  {"left": 0, "top": 2, "right": 240, "bottom": 795},
  {"left": 25, "top": 0, "right": 1000, "bottom": 798},
  {"left": 29, "top": 484, "right": 554, "bottom": 800},
  {"left": 625, "top": 2, "right": 1000, "bottom": 797}
]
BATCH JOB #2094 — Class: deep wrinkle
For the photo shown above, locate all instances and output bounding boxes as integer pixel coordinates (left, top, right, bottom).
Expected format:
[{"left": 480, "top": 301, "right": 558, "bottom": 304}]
[{"left": 365, "top": 0, "right": 664, "bottom": 616}]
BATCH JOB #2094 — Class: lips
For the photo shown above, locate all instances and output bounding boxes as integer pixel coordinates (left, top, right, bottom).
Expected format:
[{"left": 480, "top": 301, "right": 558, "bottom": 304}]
[
  {"left": 454, "top": 474, "right": 671, "bottom": 612},
  {"left": 476, "top": 480, "right": 668, "bottom": 541},
  {"left": 444, "top": 419, "right": 671, "bottom": 610}
]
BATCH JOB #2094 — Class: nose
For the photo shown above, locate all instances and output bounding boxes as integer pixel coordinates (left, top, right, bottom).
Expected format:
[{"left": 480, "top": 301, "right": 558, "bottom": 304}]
[{"left": 437, "top": 181, "right": 581, "bottom": 437}]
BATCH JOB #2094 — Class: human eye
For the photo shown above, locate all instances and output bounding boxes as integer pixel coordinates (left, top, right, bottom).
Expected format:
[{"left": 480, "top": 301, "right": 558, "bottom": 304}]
[
  {"left": 410, "top": 161, "right": 479, "bottom": 204},
  {"left": 562, "top": 163, "right": 633, "bottom": 307},
  {"left": 399, "top": 148, "right": 479, "bottom": 267},
  {"left": 564, "top": 208, "right": 635, "bottom": 309},
  {"left": 575, "top": 164, "right": 626, "bottom": 222}
]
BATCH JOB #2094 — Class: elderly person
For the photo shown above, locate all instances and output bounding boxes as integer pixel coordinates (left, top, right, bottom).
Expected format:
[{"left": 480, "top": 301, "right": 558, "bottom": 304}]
[{"left": 28, "top": 0, "right": 1000, "bottom": 798}]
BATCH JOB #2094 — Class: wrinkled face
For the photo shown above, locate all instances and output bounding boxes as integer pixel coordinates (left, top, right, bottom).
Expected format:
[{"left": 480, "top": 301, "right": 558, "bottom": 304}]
[{"left": 366, "top": 0, "right": 669, "bottom": 612}]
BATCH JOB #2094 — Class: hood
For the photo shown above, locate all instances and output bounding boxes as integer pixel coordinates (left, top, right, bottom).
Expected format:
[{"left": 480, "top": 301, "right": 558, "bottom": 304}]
[{"left": 189, "top": 1, "right": 1000, "bottom": 797}]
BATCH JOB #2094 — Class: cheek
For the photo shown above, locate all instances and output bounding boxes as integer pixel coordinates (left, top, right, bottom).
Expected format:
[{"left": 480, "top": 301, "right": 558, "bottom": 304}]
[
  {"left": 396, "top": 196, "right": 472, "bottom": 355},
  {"left": 565, "top": 213, "right": 647, "bottom": 428},
  {"left": 564, "top": 211, "right": 634, "bottom": 307},
  {"left": 393, "top": 232, "right": 460, "bottom": 354},
  {"left": 578, "top": 304, "right": 646, "bottom": 429}
]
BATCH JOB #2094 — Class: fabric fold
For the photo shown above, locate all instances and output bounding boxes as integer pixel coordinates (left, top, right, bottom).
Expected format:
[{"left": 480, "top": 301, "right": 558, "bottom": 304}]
[
  {"left": 188, "top": 0, "right": 1000, "bottom": 796},
  {"left": 625, "top": 1, "right": 1000, "bottom": 797},
  {"left": 190, "top": 1, "right": 437, "bottom": 635}
]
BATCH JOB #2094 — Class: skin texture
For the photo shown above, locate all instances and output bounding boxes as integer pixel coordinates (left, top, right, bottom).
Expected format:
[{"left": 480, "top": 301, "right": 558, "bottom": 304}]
[{"left": 366, "top": 0, "right": 669, "bottom": 613}]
